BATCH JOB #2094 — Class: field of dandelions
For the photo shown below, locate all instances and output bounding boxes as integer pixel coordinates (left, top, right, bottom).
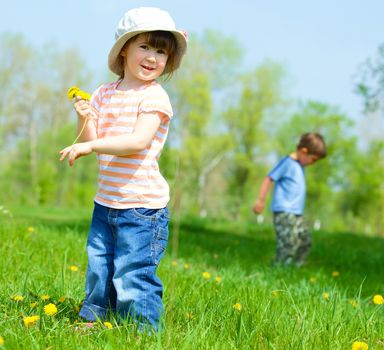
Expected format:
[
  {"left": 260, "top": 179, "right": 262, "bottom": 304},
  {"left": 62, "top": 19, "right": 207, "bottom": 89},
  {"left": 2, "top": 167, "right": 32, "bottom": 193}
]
[{"left": 0, "top": 206, "right": 383, "bottom": 350}]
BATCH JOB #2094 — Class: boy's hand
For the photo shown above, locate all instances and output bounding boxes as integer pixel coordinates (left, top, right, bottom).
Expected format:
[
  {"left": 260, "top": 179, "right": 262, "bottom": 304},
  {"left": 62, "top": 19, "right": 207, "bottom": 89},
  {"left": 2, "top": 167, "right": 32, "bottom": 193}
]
[
  {"left": 74, "top": 96, "right": 92, "bottom": 119},
  {"left": 252, "top": 199, "right": 265, "bottom": 214},
  {"left": 59, "top": 142, "right": 93, "bottom": 166}
]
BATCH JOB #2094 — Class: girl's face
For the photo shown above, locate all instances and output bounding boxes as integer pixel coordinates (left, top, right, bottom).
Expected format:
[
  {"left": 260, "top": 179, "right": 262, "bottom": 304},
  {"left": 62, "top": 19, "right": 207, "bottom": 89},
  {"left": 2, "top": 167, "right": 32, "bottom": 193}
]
[
  {"left": 297, "top": 148, "right": 319, "bottom": 167},
  {"left": 121, "top": 33, "right": 169, "bottom": 84}
]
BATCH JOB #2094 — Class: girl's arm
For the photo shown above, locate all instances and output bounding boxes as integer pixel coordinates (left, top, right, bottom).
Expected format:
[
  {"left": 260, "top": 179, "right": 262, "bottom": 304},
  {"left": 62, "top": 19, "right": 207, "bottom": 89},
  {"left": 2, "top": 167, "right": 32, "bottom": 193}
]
[
  {"left": 59, "top": 112, "right": 162, "bottom": 166},
  {"left": 74, "top": 97, "right": 97, "bottom": 142},
  {"left": 252, "top": 176, "right": 273, "bottom": 214}
]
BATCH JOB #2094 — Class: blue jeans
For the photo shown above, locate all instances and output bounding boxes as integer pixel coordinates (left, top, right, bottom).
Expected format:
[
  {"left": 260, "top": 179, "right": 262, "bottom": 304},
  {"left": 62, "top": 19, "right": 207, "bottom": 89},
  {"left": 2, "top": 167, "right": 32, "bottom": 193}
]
[{"left": 79, "top": 202, "right": 169, "bottom": 330}]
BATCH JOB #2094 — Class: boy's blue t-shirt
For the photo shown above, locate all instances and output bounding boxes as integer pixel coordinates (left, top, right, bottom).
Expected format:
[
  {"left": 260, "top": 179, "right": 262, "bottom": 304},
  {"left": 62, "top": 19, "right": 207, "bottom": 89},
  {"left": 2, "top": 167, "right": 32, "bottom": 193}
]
[{"left": 268, "top": 156, "right": 306, "bottom": 215}]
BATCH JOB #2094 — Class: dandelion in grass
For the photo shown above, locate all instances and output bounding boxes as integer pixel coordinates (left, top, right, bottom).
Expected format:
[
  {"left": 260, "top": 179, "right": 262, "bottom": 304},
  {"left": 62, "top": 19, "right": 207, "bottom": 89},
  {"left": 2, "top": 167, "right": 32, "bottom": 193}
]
[
  {"left": 58, "top": 296, "right": 66, "bottom": 303},
  {"left": 215, "top": 276, "right": 222, "bottom": 284},
  {"left": 348, "top": 299, "right": 358, "bottom": 308},
  {"left": 0, "top": 336, "right": 4, "bottom": 346},
  {"left": 322, "top": 292, "right": 330, "bottom": 301},
  {"left": 271, "top": 290, "right": 280, "bottom": 297},
  {"left": 11, "top": 295, "right": 24, "bottom": 302},
  {"left": 183, "top": 263, "right": 190, "bottom": 270},
  {"left": 30, "top": 302, "right": 38, "bottom": 308},
  {"left": 202, "top": 271, "right": 211, "bottom": 279},
  {"left": 309, "top": 277, "right": 316, "bottom": 283},
  {"left": 41, "top": 295, "right": 50, "bottom": 301},
  {"left": 352, "top": 341, "right": 368, "bottom": 350},
  {"left": 23, "top": 315, "right": 40, "bottom": 327},
  {"left": 103, "top": 322, "right": 113, "bottom": 329},
  {"left": 213, "top": 253, "right": 219, "bottom": 259},
  {"left": 171, "top": 260, "right": 178, "bottom": 267},
  {"left": 233, "top": 303, "right": 242, "bottom": 311},
  {"left": 70, "top": 265, "right": 79, "bottom": 272},
  {"left": 372, "top": 294, "right": 384, "bottom": 305},
  {"left": 332, "top": 271, "right": 340, "bottom": 277},
  {"left": 44, "top": 303, "right": 58, "bottom": 316},
  {"left": 26, "top": 226, "right": 35, "bottom": 233}
]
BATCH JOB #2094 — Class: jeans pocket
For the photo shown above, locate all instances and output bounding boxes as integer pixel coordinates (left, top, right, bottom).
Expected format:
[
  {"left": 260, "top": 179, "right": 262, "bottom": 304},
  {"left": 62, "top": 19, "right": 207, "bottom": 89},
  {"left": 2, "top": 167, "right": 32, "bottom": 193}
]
[
  {"left": 132, "top": 207, "right": 159, "bottom": 219},
  {"left": 152, "top": 226, "right": 168, "bottom": 266}
]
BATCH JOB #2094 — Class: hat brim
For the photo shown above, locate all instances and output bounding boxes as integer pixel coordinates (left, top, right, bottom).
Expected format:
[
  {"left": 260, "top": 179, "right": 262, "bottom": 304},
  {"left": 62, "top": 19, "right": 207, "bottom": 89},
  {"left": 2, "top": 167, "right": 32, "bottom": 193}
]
[{"left": 108, "top": 30, "right": 187, "bottom": 76}]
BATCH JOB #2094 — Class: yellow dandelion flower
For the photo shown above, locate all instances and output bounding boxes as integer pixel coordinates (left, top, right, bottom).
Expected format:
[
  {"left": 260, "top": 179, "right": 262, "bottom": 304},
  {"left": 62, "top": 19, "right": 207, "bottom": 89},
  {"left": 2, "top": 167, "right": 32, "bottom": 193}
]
[
  {"left": 41, "top": 294, "right": 50, "bottom": 301},
  {"left": 0, "top": 336, "right": 4, "bottom": 345},
  {"left": 70, "top": 265, "right": 79, "bottom": 272},
  {"left": 12, "top": 295, "right": 24, "bottom": 302},
  {"left": 171, "top": 260, "right": 178, "bottom": 267},
  {"left": 332, "top": 271, "right": 340, "bottom": 277},
  {"left": 30, "top": 302, "right": 38, "bottom": 308},
  {"left": 322, "top": 292, "right": 330, "bottom": 301},
  {"left": 58, "top": 296, "right": 66, "bottom": 303},
  {"left": 215, "top": 276, "right": 222, "bottom": 284},
  {"left": 233, "top": 303, "right": 242, "bottom": 311},
  {"left": 348, "top": 299, "right": 358, "bottom": 308},
  {"left": 372, "top": 294, "right": 384, "bottom": 305},
  {"left": 309, "top": 277, "right": 316, "bottom": 283},
  {"left": 202, "top": 271, "right": 211, "bottom": 279},
  {"left": 67, "top": 86, "right": 91, "bottom": 101},
  {"left": 26, "top": 226, "right": 35, "bottom": 233},
  {"left": 103, "top": 322, "right": 113, "bottom": 329},
  {"left": 44, "top": 303, "right": 58, "bottom": 316},
  {"left": 186, "top": 312, "right": 194, "bottom": 320},
  {"left": 352, "top": 341, "right": 368, "bottom": 350},
  {"left": 183, "top": 263, "right": 190, "bottom": 269},
  {"left": 23, "top": 315, "right": 40, "bottom": 327},
  {"left": 271, "top": 290, "right": 280, "bottom": 297}
]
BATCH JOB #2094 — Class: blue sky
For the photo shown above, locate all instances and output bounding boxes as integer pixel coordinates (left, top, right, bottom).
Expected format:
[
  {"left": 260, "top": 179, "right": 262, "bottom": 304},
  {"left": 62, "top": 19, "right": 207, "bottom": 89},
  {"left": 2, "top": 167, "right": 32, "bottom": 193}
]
[{"left": 1, "top": 0, "right": 383, "bottom": 125}]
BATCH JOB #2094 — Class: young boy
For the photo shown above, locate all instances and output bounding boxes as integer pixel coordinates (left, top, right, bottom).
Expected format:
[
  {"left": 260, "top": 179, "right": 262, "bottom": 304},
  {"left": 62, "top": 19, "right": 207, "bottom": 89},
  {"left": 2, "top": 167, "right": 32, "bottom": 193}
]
[{"left": 252, "top": 132, "right": 327, "bottom": 266}]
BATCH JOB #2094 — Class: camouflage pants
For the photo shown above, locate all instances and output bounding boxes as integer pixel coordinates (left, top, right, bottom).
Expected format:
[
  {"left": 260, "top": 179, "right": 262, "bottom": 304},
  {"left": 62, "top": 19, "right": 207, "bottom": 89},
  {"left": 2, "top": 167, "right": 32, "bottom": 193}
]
[{"left": 273, "top": 212, "right": 311, "bottom": 266}]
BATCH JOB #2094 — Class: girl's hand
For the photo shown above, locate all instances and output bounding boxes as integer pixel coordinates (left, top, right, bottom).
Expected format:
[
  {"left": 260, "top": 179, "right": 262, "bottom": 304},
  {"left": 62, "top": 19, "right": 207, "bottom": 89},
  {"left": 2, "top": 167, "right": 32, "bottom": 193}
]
[
  {"left": 74, "top": 96, "right": 92, "bottom": 119},
  {"left": 252, "top": 199, "right": 265, "bottom": 214},
  {"left": 59, "top": 142, "right": 93, "bottom": 166}
]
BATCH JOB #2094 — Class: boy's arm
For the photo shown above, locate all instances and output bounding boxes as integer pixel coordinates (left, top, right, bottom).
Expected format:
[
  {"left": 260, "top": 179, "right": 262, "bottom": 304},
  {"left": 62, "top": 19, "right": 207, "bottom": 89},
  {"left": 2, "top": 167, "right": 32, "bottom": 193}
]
[
  {"left": 252, "top": 176, "right": 273, "bottom": 214},
  {"left": 59, "top": 112, "right": 162, "bottom": 166}
]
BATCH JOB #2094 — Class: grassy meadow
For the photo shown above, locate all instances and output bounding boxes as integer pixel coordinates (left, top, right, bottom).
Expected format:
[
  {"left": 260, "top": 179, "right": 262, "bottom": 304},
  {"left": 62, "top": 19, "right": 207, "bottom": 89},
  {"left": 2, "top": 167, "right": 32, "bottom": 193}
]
[{"left": 0, "top": 206, "right": 383, "bottom": 349}]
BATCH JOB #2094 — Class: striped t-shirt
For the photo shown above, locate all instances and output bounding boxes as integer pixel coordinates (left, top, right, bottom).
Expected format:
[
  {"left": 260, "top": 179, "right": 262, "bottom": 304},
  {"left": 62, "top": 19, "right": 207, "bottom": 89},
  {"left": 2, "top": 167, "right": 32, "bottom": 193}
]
[{"left": 90, "top": 80, "right": 173, "bottom": 209}]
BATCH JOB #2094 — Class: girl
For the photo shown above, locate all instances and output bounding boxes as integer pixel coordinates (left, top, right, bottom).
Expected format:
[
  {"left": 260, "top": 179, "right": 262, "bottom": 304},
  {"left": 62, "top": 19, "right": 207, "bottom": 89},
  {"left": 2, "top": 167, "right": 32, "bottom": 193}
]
[{"left": 60, "top": 7, "right": 187, "bottom": 331}]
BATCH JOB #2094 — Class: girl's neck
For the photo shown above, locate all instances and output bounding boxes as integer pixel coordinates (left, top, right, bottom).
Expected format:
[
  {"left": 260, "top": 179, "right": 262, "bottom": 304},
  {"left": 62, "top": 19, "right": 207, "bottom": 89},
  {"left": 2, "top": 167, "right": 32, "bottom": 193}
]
[{"left": 117, "top": 78, "right": 153, "bottom": 91}]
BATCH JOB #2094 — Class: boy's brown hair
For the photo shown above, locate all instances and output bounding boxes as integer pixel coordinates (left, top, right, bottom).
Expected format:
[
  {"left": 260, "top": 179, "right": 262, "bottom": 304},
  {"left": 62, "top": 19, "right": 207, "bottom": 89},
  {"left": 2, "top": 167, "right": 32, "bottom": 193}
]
[{"left": 297, "top": 132, "right": 327, "bottom": 159}]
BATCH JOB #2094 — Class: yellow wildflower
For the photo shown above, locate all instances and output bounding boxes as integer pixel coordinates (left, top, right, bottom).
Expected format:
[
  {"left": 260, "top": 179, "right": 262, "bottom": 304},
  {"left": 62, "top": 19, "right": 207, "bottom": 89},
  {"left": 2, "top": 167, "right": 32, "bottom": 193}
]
[
  {"left": 0, "top": 336, "right": 4, "bottom": 345},
  {"left": 202, "top": 271, "right": 211, "bottom": 279},
  {"left": 309, "top": 277, "right": 316, "bottom": 283},
  {"left": 26, "top": 226, "right": 35, "bottom": 233},
  {"left": 183, "top": 263, "right": 190, "bottom": 270},
  {"left": 70, "top": 265, "right": 79, "bottom": 272},
  {"left": 171, "top": 260, "right": 178, "bottom": 267},
  {"left": 233, "top": 303, "right": 242, "bottom": 311},
  {"left": 11, "top": 295, "right": 24, "bottom": 302},
  {"left": 322, "top": 292, "right": 330, "bottom": 301},
  {"left": 41, "top": 294, "right": 50, "bottom": 301},
  {"left": 271, "top": 290, "right": 279, "bottom": 297},
  {"left": 44, "top": 303, "right": 58, "bottom": 316},
  {"left": 30, "top": 302, "right": 38, "bottom": 308},
  {"left": 348, "top": 299, "right": 358, "bottom": 308},
  {"left": 58, "top": 296, "right": 66, "bottom": 303},
  {"left": 332, "top": 271, "right": 340, "bottom": 277},
  {"left": 23, "top": 315, "right": 40, "bottom": 327},
  {"left": 372, "top": 294, "right": 384, "bottom": 305},
  {"left": 103, "top": 322, "right": 113, "bottom": 329},
  {"left": 352, "top": 341, "right": 368, "bottom": 350},
  {"left": 215, "top": 276, "right": 222, "bottom": 284},
  {"left": 213, "top": 253, "right": 219, "bottom": 259},
  {"left": 67, "top": 86, "right": 91, "bottom": 101}
]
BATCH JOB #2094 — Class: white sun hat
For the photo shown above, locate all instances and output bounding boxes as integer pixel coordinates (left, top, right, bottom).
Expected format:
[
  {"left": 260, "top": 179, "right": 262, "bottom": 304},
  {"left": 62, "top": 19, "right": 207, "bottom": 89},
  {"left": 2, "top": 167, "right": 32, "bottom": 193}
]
[{"left": 108, "top": 7, "right": 188, "bottom": 76}]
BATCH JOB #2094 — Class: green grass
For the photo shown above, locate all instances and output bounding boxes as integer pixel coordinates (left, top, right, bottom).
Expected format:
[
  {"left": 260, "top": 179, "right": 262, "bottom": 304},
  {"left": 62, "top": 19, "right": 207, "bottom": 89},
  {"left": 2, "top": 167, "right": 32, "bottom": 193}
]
[{"left": 0, "top": 206, "right": 383, "bottom": 349}]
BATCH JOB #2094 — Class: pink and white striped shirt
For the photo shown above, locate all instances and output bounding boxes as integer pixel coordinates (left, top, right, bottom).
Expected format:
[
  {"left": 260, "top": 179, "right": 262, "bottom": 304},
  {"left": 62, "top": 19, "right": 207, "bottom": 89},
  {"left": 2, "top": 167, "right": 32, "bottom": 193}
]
[{"left": 90, "top": 80, "right": 173, "bottom": 209}]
